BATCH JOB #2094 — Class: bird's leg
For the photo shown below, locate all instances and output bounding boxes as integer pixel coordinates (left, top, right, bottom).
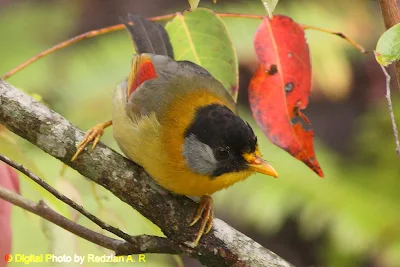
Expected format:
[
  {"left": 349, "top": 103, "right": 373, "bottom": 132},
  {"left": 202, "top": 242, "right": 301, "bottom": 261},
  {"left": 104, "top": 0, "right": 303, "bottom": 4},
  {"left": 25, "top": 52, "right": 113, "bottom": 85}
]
[
  {"left": 190, "top": 195, "right": 214, "bottom": 246},
  {"left": 71, "top": 120, "right": 112, "bottom": 161}
]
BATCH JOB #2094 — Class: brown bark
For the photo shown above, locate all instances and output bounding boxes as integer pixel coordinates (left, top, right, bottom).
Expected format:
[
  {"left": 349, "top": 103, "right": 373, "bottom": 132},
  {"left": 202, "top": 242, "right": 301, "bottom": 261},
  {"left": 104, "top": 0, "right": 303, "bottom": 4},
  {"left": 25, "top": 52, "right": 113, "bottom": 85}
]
[{"left": 379, "top": 0, "right": 400, "bottom": 90}]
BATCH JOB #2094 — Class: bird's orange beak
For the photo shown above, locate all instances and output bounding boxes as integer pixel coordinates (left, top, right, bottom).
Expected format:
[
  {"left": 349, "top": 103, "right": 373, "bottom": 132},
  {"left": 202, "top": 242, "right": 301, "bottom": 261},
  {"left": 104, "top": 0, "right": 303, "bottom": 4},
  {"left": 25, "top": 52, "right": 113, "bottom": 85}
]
[{"left": 243, "top": 153, "right": 278, "bottom": 178}]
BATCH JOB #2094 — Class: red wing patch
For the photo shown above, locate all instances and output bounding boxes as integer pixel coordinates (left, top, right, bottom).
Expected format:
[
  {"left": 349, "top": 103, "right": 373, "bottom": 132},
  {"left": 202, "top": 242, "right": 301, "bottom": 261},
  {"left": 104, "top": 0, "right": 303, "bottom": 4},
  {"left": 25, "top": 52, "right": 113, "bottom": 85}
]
[{"left": 128, "top": 54, "right": 157, "bottom": 97}]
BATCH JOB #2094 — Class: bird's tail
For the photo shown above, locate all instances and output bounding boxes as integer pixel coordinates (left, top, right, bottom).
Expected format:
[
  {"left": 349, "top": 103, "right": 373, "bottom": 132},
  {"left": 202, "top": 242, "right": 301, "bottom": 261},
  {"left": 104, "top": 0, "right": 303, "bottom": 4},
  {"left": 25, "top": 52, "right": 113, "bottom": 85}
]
[{"left": 121, "top": 14, "right": 174, "bottom": 58}]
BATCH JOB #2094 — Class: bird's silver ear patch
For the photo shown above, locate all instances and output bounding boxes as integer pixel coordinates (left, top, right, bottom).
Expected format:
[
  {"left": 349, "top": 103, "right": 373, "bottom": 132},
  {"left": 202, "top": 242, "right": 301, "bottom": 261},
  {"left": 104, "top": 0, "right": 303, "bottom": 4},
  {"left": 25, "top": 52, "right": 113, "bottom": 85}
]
[{"left": 182, "top": 134, "right": 217, "bottom": 175}]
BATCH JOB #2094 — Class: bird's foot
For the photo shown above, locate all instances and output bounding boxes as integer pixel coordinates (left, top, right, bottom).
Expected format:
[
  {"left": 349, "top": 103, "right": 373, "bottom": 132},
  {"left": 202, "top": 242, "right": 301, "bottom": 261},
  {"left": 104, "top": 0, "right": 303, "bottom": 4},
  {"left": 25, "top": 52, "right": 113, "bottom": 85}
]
[
  {"left": 190, "top": 195, "right": 214, "bottom": 247},
  {"left": 71, "top": 120, "right": 112, "bottom": 161}
]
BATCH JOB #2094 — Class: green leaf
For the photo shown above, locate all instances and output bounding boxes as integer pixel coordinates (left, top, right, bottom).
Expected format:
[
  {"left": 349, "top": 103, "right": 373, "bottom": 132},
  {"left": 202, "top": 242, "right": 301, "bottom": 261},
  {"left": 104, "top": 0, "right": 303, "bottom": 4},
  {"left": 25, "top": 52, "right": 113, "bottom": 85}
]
[
  {"left": 188, "top": 0, "right": 217, "bottom": 10},
  {"left": 165, "top": 8, "right": 239, "bottom": 101},
  {"left": 376, "top": 23, "right": 400, "bottom": 66},
  {"left": 188, "top": 0, "right": 200, "bottom": 10},
  {"left": 261, "top": 0, "right": 279, "bottom": 19}
]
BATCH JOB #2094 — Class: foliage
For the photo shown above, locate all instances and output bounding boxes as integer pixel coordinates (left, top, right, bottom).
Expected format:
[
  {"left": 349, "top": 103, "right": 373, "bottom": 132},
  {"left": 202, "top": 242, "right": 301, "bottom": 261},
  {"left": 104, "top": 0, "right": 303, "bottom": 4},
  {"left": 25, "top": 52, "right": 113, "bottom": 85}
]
[
  {"left": 188, "top": 0, "right": 217, "bottom": 11},
  {"left": 165, "top": 8, "right": 238, "bottom": 100},
  {"left": 376, "top": 23, "right": 400, "bottom": 66},
  {"left": 249, "top": 15, "right": 323, "bottom": 177},
  {"left": 260, "top": 0, "right": 279, "bottom": 18}
]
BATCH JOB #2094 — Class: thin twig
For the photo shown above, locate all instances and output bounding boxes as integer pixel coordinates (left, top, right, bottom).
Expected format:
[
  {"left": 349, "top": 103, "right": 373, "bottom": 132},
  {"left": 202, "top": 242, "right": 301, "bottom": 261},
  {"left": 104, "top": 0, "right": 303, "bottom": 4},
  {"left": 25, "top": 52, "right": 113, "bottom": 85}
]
[
  {"left": 379, "top": 64, "right": 400, "bottom": 155},
  {"left": 217, "top": 13, "right": 264, "bottom": 19},
  {"left": 1, "top": 11, "right": 365, "bottom": 81},
  {"left": 0, "top": 185, "right": 181, "bottom": 255},
  {"left": 300, "top": 24, "right": 366, "bottom": 53},
  {"left": 0, "top": 153, "right": 135, "bottom": 244},
  {"left": 1, "top": 24, "right": 124, "bottom": 80},
  {"left": 0, "top": 14, "right": 174, "bottom": 80}
]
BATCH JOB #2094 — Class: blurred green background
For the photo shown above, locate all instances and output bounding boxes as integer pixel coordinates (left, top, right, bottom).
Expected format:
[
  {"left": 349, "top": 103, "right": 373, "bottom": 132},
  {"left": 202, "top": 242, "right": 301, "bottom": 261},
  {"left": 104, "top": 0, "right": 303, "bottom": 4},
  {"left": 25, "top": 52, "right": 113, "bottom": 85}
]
[{"left": 1, "top": 0, "right": 399, "bottom": 266}]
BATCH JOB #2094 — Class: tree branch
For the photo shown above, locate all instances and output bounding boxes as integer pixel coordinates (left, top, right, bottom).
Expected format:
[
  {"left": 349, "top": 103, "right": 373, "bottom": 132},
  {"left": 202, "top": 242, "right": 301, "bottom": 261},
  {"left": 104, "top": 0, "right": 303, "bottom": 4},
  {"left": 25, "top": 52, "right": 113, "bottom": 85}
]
[
  {"left": 0, "top": 185, "right": 180, "bottom": 256},
  {"left": 0, "top": 79, "right": 293, "bottom": 267},
  {"left": 0, "top": 153, "right": 134, "bottom": 244},
  {"left": 379, "top": 0, "right": 400, "bottom": 90}
]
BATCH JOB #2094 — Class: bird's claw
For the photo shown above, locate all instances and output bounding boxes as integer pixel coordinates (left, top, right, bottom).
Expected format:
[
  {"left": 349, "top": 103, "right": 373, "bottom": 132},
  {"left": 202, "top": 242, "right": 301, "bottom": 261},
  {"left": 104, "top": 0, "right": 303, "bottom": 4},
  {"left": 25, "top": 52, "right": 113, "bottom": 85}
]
[
  {"left": 71, "top": 124, "right": 106, "bottom": 161},
  {"left": 190, "top": 195, "right": 214, "bottom": 246}
]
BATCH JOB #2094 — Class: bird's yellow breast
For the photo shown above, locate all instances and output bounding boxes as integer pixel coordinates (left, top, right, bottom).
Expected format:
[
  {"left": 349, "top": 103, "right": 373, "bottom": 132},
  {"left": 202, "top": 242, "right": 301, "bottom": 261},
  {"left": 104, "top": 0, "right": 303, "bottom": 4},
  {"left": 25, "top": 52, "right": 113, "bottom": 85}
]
[{"left": 113, "top": 88, "right": 254, "bottom": 196}]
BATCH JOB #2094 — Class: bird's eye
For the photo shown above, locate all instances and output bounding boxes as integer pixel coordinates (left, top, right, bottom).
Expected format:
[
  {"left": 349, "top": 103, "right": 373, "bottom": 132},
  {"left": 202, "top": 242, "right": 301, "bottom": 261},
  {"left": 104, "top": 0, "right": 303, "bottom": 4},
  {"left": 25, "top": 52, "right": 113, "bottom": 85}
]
[{"left": 215, "top": 147, "right": 230, "bottom": 160}]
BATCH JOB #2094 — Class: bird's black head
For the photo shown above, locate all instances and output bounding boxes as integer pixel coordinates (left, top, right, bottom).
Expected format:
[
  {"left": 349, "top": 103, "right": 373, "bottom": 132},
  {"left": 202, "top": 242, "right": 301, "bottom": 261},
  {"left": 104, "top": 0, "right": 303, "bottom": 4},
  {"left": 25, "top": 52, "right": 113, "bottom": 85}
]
[{"left": 183, "top": 104, "right": 277, "bottom": 178}]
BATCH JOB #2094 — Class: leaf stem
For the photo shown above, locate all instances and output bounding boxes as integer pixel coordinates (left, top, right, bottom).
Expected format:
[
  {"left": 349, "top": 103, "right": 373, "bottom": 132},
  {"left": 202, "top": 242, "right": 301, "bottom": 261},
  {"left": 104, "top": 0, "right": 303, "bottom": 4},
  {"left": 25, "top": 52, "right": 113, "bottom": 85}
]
[{"left": 301, "top": 24, "right": 366, "bottom": 53}]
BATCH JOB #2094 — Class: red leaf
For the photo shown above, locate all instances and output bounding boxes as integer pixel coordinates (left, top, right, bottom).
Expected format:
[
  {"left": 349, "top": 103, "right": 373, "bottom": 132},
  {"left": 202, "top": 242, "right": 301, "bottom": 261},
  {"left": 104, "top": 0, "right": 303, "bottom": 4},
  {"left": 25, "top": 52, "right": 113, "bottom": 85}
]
[
  {"left": 249, "top": 15, "right": 324, "bottom": 177},
  {"left": 0, "top": 164, "right": 20, "bottom": 267}
]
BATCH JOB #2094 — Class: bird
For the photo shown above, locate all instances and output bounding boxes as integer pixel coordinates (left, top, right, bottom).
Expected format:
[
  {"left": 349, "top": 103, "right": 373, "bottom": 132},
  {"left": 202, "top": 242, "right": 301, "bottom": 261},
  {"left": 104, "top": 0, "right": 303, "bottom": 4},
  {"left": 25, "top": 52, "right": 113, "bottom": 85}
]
[{"left": 71, "top": 13, "right": 278, "bottom": 247}]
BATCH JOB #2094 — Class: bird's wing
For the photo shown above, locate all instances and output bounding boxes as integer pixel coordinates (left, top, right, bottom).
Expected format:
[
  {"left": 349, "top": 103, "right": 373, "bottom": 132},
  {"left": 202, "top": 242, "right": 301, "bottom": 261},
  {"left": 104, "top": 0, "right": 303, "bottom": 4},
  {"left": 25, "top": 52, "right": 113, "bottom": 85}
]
[
  {"left": 125, "top": 54, "right": 237, "bottom": 120},
  {"left": 120, "top": 13, "right": 235, "bottom": 119}
]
